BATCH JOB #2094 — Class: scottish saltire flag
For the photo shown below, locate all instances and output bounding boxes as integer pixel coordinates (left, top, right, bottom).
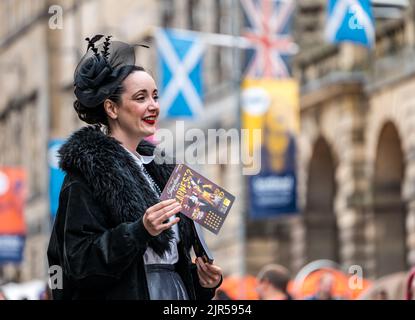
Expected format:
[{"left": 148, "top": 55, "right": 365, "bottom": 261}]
[
  {"left": 241, "top": 0, "right": 297, "bottom": 79},
  {"left": 48, "top": 140, "right": 65, "bottom": 220},
  {"left": 325, "top": 0, "right": 375, "bottom": 48},
  {"left": 155, "top": 28, "right": 204, "bottom": 118}
]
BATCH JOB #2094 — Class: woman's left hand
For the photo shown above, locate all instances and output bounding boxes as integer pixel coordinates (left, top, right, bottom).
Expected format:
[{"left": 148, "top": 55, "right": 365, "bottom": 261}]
[{"left": 195, "top": 257, "right": 223, "bottom": 289}]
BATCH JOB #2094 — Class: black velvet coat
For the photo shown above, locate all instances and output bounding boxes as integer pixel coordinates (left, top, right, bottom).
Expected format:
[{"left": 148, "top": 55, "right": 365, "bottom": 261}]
[{"left": 47, "top": 126, "right": 219, "bottom": 300}]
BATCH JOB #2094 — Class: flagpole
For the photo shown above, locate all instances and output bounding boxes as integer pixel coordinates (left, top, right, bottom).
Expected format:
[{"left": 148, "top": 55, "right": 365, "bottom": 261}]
[
  {"left": 232, "top": 0, "right": 246, "bottom": 300},
  {"left": 154, "top": 26, "right": 252, "bottom": 49}
]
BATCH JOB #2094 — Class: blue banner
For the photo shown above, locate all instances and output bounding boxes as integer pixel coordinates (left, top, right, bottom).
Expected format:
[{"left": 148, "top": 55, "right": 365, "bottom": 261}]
[
  {"left": 242, "top": 79, "right": 299, "bottom": 219},
  {"left": 248, "top": 130, "right": 297, "bottom": 218},
  {"left": 0, "top": 235, "right": 25, "bottom": 263},
  {"left": 48, "top": 140, "right": 65, "bottom": 220},
  {"left": 155, "top": 28, "right": 204, "bottom": 118},
  {"left": 249, "top": 172, "right": 297, "bottom": 219},
  {"left": 325, "top": 0, "right": 375, "bottom": 48}
]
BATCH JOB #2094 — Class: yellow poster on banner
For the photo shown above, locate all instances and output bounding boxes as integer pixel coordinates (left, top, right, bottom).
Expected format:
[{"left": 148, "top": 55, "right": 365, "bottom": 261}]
[{"left": 241, "top": 78, "right": 299, "bottom": 217}]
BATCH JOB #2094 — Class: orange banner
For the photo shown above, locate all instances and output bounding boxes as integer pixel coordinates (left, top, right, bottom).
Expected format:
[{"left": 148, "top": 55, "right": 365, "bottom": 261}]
[{"left": 0, "top": 167, "right": 27, "bottom": 235}]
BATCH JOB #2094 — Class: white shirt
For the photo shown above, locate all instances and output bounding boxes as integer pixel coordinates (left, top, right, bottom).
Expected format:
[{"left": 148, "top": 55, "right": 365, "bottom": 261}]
[{"left": 122, "top": 145, "right": 180, "bottom": 265}]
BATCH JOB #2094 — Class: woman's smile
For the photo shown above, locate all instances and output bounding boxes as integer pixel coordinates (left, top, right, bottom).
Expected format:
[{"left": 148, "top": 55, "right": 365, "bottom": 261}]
[{"left": 142, "top": 115, "right": 157, "bottom": 125}]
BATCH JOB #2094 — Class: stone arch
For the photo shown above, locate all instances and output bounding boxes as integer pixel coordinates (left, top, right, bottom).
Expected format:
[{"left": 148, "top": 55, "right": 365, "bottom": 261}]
[
  {"left": 372, "top": 121, "right": 407, "bottom": 277},
  {"left": 304, "top": 136, "right": 339, "bottom": 262}
]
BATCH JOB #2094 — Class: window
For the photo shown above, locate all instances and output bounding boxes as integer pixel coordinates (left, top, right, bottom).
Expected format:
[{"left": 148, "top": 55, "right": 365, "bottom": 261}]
[
  {"left": 0, "top": 93, "right": 42, "bottom": 198},
  {"left": 188, "top": 0, "right": 201, "bottom": 30},
  {"left": 161, "top": 0, "right": 174, "bottom": 27}
]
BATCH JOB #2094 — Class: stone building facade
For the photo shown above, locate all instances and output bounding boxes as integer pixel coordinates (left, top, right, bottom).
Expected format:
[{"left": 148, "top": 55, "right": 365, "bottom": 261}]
[
  {"left": 0, "top": 0, "right": 53, "bottom": 283},
  {"left": 246, "top": 0, "right": 415, "bottom": 280}
]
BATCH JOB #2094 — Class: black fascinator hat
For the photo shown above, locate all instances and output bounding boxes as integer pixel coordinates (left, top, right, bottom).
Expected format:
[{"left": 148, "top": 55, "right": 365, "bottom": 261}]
[{"left": 74, "top": 35, "right": 148, "bottom": 108}]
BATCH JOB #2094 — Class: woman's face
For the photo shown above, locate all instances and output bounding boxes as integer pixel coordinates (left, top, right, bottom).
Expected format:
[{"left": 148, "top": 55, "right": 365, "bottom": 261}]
[{"left": 116, "top": 70, "right": 159, "bottom": 139}]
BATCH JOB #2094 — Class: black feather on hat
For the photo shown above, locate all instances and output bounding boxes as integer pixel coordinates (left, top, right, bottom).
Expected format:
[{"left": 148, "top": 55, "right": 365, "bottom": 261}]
[{"left": 74, "top": 35, "right": 148, "bottom": 108}]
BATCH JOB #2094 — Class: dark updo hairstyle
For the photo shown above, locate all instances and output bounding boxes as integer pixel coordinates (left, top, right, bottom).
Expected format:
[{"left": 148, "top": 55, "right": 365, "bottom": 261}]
[{"left": 73, "top": 65, "right": 145, "bottom": 127}]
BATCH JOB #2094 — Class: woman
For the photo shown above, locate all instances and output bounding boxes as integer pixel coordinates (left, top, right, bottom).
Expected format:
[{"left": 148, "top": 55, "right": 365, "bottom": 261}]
[{"left": 47, "top": 36, "right": 223, "bottom": 300}]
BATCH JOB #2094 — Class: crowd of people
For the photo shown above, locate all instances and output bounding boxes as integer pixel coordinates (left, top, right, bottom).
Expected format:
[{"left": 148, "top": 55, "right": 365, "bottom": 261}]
[
  {"left": 213, "top": 263, "right": 415, "bottom": 301},
  {"left": 1, "top": 262, "right": 414, "bottom": 300}
]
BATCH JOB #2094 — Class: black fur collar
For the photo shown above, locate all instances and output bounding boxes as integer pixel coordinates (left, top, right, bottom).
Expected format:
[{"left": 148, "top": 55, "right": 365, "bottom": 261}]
[{"left": 58, "top": 125, "right": 192, "bottom": 257}]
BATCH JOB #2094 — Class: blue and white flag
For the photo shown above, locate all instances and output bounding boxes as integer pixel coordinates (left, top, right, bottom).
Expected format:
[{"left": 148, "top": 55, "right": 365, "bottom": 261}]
[
  {"left": 325, "top": 0, "right": 375, "bottom": 48},
  {"left": 155, "top": 28, "right": 204, "bottom": 118},
  {"left": 48, "top": 140, "right": 65, "bottom": 220}
]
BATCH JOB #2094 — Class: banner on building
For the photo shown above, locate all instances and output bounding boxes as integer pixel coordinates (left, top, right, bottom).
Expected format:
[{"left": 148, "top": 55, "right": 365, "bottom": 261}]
[
  {"left": 48, "top": 140, "right": 65, "bottom": 220},
  {"left": 0, "top": 167, "right": 27, "bottom": 263},
  {"left": 155, "top": 28, "right": 204, "bottom": 118},
  {"left": 242, "top": 79, "right": 299, "bottom": 218},
  {"left": 325, "top": 0, "right": 375, "bottom": 48},
  {"left": 241, "top": 0, "right": 297, "bottom": 78}
]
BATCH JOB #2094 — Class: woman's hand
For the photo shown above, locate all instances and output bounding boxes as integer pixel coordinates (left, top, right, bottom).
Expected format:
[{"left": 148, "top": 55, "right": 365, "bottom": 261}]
[
  {"left": 195, "top": 257, "right": 223, "bottom": 289},
  {"left": 143, "top": 199, "right": 181, "bottom": 236}
]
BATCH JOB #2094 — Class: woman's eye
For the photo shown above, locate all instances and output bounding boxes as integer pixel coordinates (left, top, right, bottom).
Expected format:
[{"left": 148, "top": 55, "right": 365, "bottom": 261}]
[
  {"left": 136, "top": 97, "right": 145, "bottom": 101},
  {"left": 153, "top": 95, "right": 159, "bottom": 101}
]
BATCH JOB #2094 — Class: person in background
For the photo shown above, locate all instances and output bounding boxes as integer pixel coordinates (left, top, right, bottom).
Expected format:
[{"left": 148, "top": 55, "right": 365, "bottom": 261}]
[
  {"left": 306, "top": 273, "right": 341, "bottom": 300},
  {"left": 374, "top": 289, "right": 388, "bottom": 300},
  {"left": 0, "top": 288, "right": 7, "bottom": 300},
  {"left": 256, "top": 264, "right": 292, "bottom": 300},
  {"left": 406, "top": 267, "right": 415, "bottom": 300},
  {"left": 213, "top": 288, "right": 233, "bottom": 300},
  {"left": 39, "top": 283, "right": 52, "bottom": 300}
]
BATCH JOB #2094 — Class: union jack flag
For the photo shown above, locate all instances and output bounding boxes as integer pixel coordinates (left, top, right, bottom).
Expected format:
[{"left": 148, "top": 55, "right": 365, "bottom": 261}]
[{"left": 241, "top": 0, "right": 298, "bottom": 79}]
